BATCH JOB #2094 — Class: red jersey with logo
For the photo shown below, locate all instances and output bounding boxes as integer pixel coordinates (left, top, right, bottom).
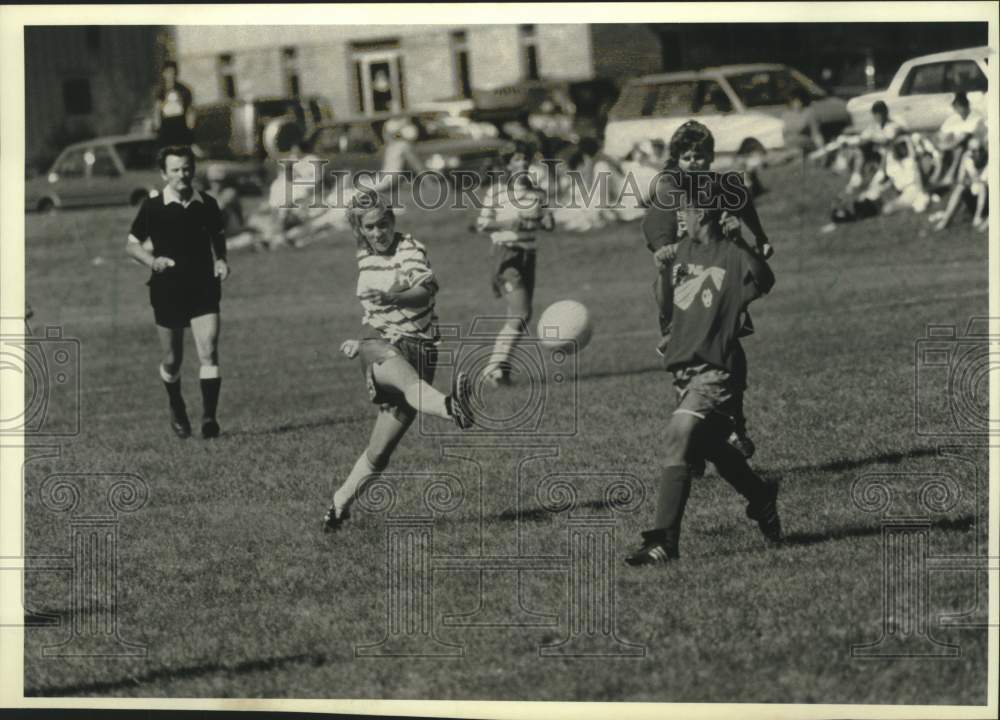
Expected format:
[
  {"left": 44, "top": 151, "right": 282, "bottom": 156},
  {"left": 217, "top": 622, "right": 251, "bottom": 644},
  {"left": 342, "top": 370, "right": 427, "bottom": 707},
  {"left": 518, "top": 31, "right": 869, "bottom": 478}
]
[{"left": 660, "top": 236, "right": 770, "bottom": 376}]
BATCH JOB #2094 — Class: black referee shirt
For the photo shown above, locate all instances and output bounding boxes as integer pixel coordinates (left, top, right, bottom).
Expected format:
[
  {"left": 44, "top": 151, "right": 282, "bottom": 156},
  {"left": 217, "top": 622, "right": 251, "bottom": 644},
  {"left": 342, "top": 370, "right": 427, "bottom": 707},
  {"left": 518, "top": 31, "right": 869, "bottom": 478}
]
[{"left": 130, "top": 189, "right": 224, "bottom": 288}]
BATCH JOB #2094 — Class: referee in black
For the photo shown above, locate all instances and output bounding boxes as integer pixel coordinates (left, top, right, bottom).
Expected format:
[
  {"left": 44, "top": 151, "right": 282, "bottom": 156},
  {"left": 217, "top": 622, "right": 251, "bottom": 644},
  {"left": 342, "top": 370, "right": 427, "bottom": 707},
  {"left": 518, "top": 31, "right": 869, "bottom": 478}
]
[{"left": 126, "top": 145, "right": 230, "bottom": 439}]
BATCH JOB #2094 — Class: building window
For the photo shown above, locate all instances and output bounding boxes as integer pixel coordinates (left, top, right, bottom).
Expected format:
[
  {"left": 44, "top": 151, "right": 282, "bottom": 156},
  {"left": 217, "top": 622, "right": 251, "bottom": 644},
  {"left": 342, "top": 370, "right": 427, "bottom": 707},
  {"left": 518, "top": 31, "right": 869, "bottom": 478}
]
[
  {"left": 217, "top": 53, "right": 237, "bottom": 99},
  {"left": 451, "top": 30, "right": 472, "bottom": 99},
  {"left": 282, "top": 47, "right": 300, "bottom": 98},
  {"left": 520, "top": 24, "right": 539, "bottom": 81},
  {"left": 62, "top": 78, "right": 93, "bottom": 115}
]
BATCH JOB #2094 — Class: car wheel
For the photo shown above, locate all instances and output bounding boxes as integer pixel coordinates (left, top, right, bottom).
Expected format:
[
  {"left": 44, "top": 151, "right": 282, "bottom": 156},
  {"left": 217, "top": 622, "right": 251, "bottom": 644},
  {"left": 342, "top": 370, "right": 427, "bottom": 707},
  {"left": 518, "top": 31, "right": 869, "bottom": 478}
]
[
  {"left": 36, "top": 197, "right": 56, "bottom": 213},
  {"left": 130, "top": 189, "right": 149, "bottom": 206}
]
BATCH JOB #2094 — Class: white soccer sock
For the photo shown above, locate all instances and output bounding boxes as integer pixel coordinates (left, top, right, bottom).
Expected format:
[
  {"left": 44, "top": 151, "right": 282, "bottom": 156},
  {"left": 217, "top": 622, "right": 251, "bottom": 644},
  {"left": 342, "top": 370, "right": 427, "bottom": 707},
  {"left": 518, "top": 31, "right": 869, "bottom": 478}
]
[
  {"left": 333, "top": 452, "right": 380, "bottom": 514},
  {"left": 403, "top": 380, "right": 450, "bottom": 419},
  {"left": 199, "top": 365, "right": 220, "bottom": 380},
  {"left": 160, "top": 364, "right": 180, "bottom": 383},
  {"left": 484, "top": 327, "right": 523, "bottom": 376}
]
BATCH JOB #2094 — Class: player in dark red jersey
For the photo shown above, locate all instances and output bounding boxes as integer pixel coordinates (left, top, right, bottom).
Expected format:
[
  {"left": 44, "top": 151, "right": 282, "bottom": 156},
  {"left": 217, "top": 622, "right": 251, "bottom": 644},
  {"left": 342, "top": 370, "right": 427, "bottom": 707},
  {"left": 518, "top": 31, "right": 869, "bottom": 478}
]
[
  {"left": 642, "top": 121, "right": 772, "bottom": 460},
  {"left": 627, "top": 122, "right": 782, "bottom": 566}
]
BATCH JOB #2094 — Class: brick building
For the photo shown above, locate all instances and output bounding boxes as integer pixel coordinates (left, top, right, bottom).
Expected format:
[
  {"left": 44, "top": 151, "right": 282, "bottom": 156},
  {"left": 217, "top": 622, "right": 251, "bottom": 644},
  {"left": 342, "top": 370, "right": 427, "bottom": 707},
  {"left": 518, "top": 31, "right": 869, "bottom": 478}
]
[
  {"left": 174, "top": 24, "right": 663, "bottom": 115},
  {"left": 24, "top": 26, "right": 169, "bottom": 171}
]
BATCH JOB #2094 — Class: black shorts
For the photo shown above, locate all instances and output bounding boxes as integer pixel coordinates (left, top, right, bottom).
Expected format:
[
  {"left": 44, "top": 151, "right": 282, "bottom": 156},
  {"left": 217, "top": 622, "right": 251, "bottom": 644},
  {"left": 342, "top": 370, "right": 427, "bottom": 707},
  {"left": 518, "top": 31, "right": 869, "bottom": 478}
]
[
  {"left": 490, "top": 246, "right": 536, "bottom": 300},
  {"left": 149, "top": 274, "right": 221, "bottom": 329}
]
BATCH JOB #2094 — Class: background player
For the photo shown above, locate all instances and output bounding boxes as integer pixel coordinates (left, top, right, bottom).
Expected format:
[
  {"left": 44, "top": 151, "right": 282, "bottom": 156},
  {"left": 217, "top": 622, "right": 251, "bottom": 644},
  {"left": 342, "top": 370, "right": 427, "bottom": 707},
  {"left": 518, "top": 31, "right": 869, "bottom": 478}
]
[
  {"left": 474, "top": 141, "right": 554, "bottom": 387},
  {"left": 126, "top": 145, "right": 230, "bottom": 439},
  {"left": 324, "top": 190, "right": 474, "bottom": 532}
]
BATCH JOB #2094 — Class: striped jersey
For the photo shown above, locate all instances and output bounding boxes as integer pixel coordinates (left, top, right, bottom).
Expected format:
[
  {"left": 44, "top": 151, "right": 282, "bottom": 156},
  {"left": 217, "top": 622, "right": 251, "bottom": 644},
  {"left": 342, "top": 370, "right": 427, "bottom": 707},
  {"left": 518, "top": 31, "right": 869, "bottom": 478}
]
[
  {"left": 479, "top": 181, "right": 547, "bottom": 250},
  {"left": 356, "top": 233, "right": 438, "bottom": 342}
]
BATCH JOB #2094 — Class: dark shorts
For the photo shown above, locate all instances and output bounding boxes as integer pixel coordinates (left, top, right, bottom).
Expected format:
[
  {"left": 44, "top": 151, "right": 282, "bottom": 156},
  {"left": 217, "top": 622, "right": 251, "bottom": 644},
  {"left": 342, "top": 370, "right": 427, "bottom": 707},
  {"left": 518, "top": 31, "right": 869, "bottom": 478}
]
[
  {"left": 671, "top": 364, "right": 743, "bottom": 426},
  {"left": 491, "top": 246, "right": 536, "bottom": 300},
  {"left": 149, "top": 274, "right": 221, "bottom": 329},
  {"left": 359, "top": 335, "right": 438, "bottom": 420}
]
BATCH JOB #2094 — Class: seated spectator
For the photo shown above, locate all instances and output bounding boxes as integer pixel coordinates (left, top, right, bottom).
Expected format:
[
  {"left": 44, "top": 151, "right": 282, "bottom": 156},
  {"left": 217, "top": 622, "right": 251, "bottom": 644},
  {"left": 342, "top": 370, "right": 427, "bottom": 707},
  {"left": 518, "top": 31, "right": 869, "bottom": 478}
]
[
  {"left": 879, "top": 136, "right": 931, "bottom": 215},
  {"left": 782, "top": 87, "right": 825, "bottom": 159},
  {"left": 860, "top": 100, "right": 906, "bottom": 147},
  {"left": 931, "top": 92, "right": 987, "bottom": 187},
  {"left": 205, "top": 164, "right": 260, "bottom": 251},
  {"left": 931, "top": 136, "right": 988, "bottom": 232}
]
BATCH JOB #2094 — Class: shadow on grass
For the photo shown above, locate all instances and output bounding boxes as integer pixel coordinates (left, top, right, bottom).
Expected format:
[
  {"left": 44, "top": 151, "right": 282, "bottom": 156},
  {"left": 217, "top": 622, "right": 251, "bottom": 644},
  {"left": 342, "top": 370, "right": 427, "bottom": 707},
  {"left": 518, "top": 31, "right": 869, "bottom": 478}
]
[
  {"left": 27, "top": 651, "right": 329, "bottom": 697},
  {"left": 783, "top": 446, "right": 949, "bottom": 474},
  {"left": 781, "top": 514, "right": 975, "bottom": 547},
  {"left": 225, "top": 414, "right": 365, "bottom": 437}
]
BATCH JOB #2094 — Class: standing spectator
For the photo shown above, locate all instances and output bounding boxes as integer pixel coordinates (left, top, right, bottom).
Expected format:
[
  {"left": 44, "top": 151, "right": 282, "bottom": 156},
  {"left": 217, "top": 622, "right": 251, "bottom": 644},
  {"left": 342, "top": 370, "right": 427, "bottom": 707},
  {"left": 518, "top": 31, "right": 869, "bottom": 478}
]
[{"left": 153, "top": 61, "right": 195, "bottom": 147}]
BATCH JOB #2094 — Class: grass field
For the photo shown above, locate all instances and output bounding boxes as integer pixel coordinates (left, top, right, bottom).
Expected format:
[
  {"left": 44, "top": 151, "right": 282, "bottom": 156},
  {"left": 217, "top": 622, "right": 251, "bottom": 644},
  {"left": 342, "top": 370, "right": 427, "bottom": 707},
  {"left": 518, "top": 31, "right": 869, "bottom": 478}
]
[{"left": 21, "top": 162, "right": 990, "bottom": 704}]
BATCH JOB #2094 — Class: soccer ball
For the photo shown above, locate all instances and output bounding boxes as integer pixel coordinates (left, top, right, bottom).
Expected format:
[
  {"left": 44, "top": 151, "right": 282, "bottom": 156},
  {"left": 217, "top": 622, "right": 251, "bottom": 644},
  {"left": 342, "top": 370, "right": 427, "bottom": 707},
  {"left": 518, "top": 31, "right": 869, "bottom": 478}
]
[{"left": 537, "top": 300, "right": 592, "bottom": 354}]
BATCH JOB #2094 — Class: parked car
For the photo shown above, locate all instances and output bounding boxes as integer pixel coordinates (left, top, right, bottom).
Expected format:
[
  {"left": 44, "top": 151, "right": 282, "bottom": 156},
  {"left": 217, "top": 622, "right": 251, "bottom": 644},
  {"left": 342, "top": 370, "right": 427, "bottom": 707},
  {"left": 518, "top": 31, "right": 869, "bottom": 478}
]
[
  {"left": 306, "top": 111, "right": 511, "bottom": 180},
  {"left": 603, "top": 64, "right": 850, "bottom": 166},
  {"left": 25, "top": 134, "right": 268, "bottom": 212},
  {"left": 26, "top": 134, "right": 164, "bottom": 212},
  {"left": 845, "top": 46, "right": 989, "bottom": 134}
]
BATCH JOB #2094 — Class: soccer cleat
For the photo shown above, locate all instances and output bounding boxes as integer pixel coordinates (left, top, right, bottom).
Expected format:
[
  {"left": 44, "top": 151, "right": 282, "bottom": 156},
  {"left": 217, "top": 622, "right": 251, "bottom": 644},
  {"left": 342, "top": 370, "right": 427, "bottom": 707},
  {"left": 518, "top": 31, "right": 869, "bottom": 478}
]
[
  {"left": 201, "top": 418, "right": 221, "bottom": 440},
  {"left": 322, "top": 505, "right": 351, "bottom": 533},
  {"left": 728, "top": 431, "right": 756, "bottom": 459},
  {"left": 688, "top": 457, "right": 706, "bottom": 479},
  {"left": 625, "top": 531, "right": 679, "bottom": 567},
  {"left": 169, "top": 405, "right": 191, "bottom": 439},
  {"left": 170, "top": 417, "right": 192, "bottom": 439},
  {"left": 747, "top": 481, "right": 783, "bottom": 543},
  {"left": 449, "top": 371, "right": 474, "bottom": 429}
]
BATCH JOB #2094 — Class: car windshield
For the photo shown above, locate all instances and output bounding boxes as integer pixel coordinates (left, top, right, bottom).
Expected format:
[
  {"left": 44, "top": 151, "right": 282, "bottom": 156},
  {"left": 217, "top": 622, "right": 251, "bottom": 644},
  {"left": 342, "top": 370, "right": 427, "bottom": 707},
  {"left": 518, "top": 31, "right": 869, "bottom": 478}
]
[
  {"left": 610, "top": 80, "right": 697, "bottom": 120},
  {"left": 726, "top": 69, "right": 824, "bottom": 108},
  {"left": 115, "top": 140, "right": 159, "bottom": 171}
]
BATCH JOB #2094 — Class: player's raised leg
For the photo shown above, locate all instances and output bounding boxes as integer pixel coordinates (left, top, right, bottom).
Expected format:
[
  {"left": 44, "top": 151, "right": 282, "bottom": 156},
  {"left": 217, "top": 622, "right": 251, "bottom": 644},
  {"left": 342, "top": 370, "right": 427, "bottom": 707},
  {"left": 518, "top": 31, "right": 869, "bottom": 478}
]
[
  {"left": 325, "top": 406, "right": 413, "bottom": 532},
  {"left": 369, "top": 351, "right": 474, "bottom": 429},
  {"left": 190, "top": 312, "right": 222, "bottom": 439},
  {"left": 157, "top": 325, "right": 190, "bottom": 438}
]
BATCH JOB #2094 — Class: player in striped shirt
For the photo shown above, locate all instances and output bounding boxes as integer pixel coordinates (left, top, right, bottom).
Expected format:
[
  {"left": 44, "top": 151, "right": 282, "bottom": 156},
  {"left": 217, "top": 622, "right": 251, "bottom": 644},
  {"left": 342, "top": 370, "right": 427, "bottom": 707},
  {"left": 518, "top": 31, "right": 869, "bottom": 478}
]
[
  {"left": 323, "top": 190, "right": 474, "bottom": 533},
  {"left": 475, "top": 141, "right": 554, "bottom": 386}
]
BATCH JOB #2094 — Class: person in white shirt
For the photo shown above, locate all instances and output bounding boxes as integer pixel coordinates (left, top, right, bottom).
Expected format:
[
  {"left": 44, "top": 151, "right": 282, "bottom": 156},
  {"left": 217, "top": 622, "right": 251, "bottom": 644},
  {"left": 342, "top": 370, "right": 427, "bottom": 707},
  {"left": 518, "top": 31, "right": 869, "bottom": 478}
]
[{"left": 932, "top": 92, "right": 987, "bottom": 187}]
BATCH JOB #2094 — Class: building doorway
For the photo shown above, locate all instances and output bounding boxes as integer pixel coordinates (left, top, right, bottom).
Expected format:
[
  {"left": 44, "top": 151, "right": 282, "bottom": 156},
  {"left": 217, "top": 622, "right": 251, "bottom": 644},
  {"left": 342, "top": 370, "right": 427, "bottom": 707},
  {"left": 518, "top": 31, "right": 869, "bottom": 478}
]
[{"left": 355, "top": 51, "right": 404, "bottom": 115}]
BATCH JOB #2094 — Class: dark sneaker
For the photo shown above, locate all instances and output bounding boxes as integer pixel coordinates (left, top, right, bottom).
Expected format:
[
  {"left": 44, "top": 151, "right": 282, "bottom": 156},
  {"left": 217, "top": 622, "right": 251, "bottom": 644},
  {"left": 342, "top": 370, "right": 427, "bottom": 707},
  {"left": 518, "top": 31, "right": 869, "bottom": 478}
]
[
  {"left": 322, "top": 505, "right": 351, "bottom": 533},
  {"left": 170, "top": 417, "right": 192, "bottom": 439},
  {"left": 201, "top": 418, "right": 221, "bottom": 439},
  {"left": 170, "top": 406, "right": 191, "bottom": 439},
  {"left": 450, "top": 371, "right": 474, "bottom": 430},
  {"left": 747, "top": 481, "right": 783, "bottom": 543},
  {"left": 625, "top": 532, "right": 679, "bottom": 566},
  {"left": 728, "top": 431, "right": 756, "bottom": 459}
]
